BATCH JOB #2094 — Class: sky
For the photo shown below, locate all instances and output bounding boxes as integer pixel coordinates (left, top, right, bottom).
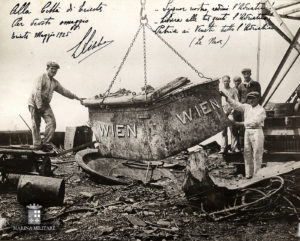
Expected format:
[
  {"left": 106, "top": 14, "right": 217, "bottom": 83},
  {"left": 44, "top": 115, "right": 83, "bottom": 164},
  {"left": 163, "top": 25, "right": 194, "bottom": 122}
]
[{"left": 0, "top": 0, "right": 299, "bottom": 131}]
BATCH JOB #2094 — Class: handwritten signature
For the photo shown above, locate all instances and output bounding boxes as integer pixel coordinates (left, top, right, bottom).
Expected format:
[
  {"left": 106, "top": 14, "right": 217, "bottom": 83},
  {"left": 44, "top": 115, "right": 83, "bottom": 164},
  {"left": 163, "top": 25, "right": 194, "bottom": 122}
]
[{"left": 67, "top": 27, "right": 114, "bottom": 63}]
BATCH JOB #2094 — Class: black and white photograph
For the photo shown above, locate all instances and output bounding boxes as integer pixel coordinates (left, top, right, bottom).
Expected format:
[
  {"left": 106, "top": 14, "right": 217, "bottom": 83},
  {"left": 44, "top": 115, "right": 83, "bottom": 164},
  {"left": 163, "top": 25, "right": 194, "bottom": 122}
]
[{"left": 0, "top": 0, "right": 300, "bottom": 240}]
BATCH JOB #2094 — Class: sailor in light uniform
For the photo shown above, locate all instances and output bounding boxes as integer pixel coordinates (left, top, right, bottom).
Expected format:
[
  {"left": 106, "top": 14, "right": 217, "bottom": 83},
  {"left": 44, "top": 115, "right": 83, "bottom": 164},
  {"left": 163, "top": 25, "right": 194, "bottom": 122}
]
[{"left": 220, "top": 91, "right": 266, "bottom": 178}]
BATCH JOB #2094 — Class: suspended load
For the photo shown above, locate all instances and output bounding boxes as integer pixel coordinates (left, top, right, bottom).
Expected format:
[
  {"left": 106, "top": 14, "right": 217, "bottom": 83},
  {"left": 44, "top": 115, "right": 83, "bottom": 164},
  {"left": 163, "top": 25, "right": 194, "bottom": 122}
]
[
  {"left": 83, "top": 78, "right": 229, "bottom": 161},
  {"left": 82, "top": 0, "right": 230, "bottom": 161}
]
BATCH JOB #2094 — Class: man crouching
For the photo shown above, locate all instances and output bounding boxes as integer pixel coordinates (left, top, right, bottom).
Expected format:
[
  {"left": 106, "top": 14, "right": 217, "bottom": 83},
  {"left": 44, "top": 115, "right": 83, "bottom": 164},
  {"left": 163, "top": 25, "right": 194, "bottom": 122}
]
[{"left": 220, "top": 91, "right": 266, "bottom": 179}]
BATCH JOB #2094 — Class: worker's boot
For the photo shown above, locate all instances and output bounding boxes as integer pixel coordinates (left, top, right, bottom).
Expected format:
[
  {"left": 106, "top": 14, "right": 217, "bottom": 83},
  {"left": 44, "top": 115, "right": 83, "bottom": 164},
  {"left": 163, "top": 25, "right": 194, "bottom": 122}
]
[
  {"left": 218, "top": 148, "right": 225, "bottom": 154},
  {"left": 41, "top": 143, "right": 54, "bottom": 152}
]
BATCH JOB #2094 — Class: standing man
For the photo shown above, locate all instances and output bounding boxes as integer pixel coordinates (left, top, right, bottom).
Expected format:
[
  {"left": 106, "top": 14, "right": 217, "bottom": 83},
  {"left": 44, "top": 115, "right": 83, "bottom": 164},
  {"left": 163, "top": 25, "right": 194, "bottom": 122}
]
[
  {"left": 232, "top": 76, "right": 243, "bottom": 151},
  {"left": 233, "top": 76, "right": 242, "bottom": 92},
  {"left": 28, "top": 61, "right": 83, "bottom": 150},
  {"left": 238, "top": 68, "right": 261, "bottom": 103},
  {"left": 219, "top": 75, "right": 239, "bottom": 154},
  {"left": 220, "top": 91, "right": 266, "bottom": 178}
]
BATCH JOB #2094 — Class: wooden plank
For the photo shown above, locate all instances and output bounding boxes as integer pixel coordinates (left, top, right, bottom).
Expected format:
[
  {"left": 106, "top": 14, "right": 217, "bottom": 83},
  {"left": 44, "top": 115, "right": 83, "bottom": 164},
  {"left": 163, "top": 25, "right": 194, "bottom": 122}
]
[
  {"left": 0, "top": 147, "right": 56, "bottom": 156},
  {"left": 151, "top": 77, "right": 190, "bottom": 100},
  {"left": 268, "top": 151, "right": 300, "bottom": 155},
  {"left": 209, "top": 161, "right": 300, "bottom": 190}
]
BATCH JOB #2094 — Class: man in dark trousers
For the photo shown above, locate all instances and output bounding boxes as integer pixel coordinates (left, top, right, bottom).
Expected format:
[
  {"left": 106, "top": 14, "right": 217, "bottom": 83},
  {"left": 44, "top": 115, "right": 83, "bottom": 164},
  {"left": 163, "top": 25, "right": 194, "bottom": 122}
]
[
  {"left": 28, "top": 61, "right": 83, "bottom": 150},
  {"left": 238, "top": 68, "right": 261, "bottom": 103},
  {"left": 231, "top": 75, "right": 243, "bottom": 152}
]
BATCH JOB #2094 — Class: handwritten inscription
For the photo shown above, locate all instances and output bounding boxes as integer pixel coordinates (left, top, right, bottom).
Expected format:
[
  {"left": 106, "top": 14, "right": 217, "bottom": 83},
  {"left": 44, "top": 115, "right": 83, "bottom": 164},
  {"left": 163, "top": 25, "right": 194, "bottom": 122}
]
[
  {"left": 41, "top": 2, "right": 60, "bottom": 14},
  {"left": 67, "top": 27, "right": 114, "bottom": 63},
  {"left": 8, "top": 0, "right": 274, "bottom": 55},
  {"left": 10, "top": 2, "right": 31, "bottom": 15},
  {"left": 176, "top": 98, "right": 220, "bottom": 125},
  {"left": 8, "top": 1, "right": 111, "bottom": 62},
  {"left": 59, "top": 19, "right": 89, "bottom": 31},
  {"left": 156, "top": 0, "right": 272, "bottom": 47},
  {"left": 78, "top": 1, "right": 106, "bottom": 13}
]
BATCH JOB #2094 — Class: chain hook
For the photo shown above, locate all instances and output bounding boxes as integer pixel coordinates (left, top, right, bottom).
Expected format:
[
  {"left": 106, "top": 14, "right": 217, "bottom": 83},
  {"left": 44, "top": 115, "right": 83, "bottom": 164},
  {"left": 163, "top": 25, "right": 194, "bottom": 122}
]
[{"left": 140, "top": 0, "right": 148, "bottom": 24}]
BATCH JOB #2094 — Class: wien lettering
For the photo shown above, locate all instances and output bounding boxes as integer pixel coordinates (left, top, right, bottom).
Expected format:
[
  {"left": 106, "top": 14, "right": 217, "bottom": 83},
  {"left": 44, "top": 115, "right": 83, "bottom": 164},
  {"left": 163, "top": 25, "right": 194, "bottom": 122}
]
[
  {"left": 96, "top": 123, "right": 137, "bottom": 138},
  {"left": 176, "top": 98, "right": 220, "bottom": 124}
]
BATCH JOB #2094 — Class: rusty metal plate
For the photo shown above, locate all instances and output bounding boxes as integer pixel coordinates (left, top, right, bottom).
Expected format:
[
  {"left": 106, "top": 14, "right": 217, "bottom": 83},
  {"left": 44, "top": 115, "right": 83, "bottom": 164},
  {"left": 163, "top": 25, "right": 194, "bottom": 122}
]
[{"left": 85, "top": 79, "right": 229, "bottom": 161}]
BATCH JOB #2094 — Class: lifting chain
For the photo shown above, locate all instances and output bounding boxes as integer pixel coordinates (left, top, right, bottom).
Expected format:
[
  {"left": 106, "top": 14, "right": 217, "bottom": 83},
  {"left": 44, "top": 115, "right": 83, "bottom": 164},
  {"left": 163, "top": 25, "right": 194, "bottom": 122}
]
[
  {"left": 140, "top": 0, "right": 148, "bottom": 24},
  {"left": 141, "top": 0, "right": 148, "bottom": 100},
  {"left": 146, "top": 23, "right": 212, "bottom": 81},
  {"left": 142, "top": 24, "right": 148, "bottom": 100},
  {"left": 101, "top": 0, "right": 212, "bottom": 103},
  {"left": 101, "top": 24, "right": 143, "bottom": 103}
]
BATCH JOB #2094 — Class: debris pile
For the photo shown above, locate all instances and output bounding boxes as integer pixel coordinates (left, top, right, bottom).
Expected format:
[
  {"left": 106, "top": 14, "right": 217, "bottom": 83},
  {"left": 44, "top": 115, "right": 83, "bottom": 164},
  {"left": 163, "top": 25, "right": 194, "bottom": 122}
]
[{"left": 182, "top": 147, "right": 300, "bottom": 222}]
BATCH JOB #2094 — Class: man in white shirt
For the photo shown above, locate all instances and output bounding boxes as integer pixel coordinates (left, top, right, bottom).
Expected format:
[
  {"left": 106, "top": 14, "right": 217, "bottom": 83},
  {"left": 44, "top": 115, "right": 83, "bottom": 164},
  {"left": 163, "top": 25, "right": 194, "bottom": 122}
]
[
  {"left": 220, "top": 91, "right": 266, "bottom": 178},
  {"left": 28, "top": 61, "right": 83, "bottom": 150},
  {"left": 219, "top": 75, "right": 239, "bottom": 154}
]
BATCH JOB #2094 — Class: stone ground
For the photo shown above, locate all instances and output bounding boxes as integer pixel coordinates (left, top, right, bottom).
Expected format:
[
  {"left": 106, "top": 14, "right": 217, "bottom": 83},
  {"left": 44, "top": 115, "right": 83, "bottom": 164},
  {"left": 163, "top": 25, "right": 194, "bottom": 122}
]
[{"left": 0, "top": 154, "right": 299, "bottom": 241}]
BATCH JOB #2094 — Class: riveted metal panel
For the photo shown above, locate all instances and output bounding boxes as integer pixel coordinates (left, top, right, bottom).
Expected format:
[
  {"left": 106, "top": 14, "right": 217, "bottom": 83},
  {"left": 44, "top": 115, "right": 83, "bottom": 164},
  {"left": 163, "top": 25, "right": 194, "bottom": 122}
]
[{"left": 86, "top": 79, "right": 229, "bottom": 161}]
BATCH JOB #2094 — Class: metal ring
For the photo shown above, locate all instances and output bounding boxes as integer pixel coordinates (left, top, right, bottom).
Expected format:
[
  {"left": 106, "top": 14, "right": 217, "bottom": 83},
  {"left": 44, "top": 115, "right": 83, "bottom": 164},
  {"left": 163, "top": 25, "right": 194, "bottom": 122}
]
[{"left": 140, "top": 15, "right": 148, "bottom": 24}]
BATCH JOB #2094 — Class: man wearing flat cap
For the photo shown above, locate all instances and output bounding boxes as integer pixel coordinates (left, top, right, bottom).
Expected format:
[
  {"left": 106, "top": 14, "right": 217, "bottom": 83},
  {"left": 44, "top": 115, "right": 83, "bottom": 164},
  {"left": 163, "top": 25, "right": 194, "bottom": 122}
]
[
  {"left": 238, "top": 68, "right": 261, "bottom": 103},
  {"left": 28, "top": 61, "right": 83, "bottom": 150},
  {"left": 220, "top": 90, "right": 266, "bottom": 179}
]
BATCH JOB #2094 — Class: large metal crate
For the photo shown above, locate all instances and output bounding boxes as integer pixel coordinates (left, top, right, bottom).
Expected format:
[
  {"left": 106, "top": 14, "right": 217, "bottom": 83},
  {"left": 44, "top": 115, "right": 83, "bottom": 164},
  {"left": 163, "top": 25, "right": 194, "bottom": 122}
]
[{"left": 83, "top": 79, "right": 229, "bottom": 161}]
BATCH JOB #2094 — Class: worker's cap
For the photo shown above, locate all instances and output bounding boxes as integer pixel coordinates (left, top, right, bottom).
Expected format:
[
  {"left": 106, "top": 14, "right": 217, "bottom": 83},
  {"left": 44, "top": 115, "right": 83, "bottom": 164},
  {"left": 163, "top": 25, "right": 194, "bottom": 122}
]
[
  {"left": 233, "top": 76, "right": 242, "bottom": 82},
  {"left": 46, "top": 61, "right": 60, "bottom": 69},
  {"left": 246, "top": 91, "right": 260, "bottom": 99},
  {"left": 241, "top": 68, "right": 251, "bottom": 74}
]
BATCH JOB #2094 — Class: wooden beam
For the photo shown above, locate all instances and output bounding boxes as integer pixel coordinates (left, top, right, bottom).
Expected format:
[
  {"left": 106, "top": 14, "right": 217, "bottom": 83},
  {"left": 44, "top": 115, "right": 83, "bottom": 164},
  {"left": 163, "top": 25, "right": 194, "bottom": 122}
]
[
  {"left": 274, "top": 0, "right": 300, "bottom": 10},
  {"left": 279, "top": 14, "right": 300, "bottom": 20},
  {"left": 262, "top": 27, "right": 300, "bottom": 104},
  {"left": 264, "top": 17, "right": 294, "bottom": 47},
  {"left": 292, "top": 12, "right": 300, "bottom": 17},
  {"left": 280, "top": 7, "right": 300, "bottom": 16},
  {"left": 286, "top": 83, "right": 300, "bottom": 102},
  {"left": 264, "top": 0, "right": 300, "bottom": 52},
  {"left": 263, "top": 53, "right": 299, "bottom": 106}
]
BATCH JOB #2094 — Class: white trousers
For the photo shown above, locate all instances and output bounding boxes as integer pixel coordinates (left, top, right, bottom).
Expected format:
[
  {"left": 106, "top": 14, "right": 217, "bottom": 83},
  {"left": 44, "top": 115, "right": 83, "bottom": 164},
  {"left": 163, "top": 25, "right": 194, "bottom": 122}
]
[{"left": 244, "top": 128, "right": 264, "bottom": 177}]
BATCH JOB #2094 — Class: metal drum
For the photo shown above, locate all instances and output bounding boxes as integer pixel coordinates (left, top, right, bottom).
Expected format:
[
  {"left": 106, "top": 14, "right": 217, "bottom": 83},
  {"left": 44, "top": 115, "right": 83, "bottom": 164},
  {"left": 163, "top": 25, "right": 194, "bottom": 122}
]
[{"left": 17, "top": 175, "right": 65, "bottom": 206}]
